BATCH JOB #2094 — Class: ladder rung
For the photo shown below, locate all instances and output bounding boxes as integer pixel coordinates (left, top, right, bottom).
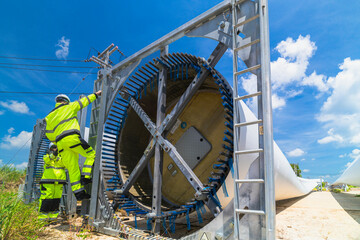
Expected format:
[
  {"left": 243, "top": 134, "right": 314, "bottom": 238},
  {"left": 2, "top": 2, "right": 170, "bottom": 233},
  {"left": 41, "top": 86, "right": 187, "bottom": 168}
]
[
  {"left": 234, "top": 39, "right": 260, "bottom": 52},
  {"left": 234, "top": 120, "right": 262, "bottom": 128},
  {"left": 234, "top": 14, "right": 260, "bottom": 28},
  {"left": 236, "top": 209, "right": 265, "bottom": 215},
  {"left": 235, "top": 179, "right": 264, "bottom": 183},
  {"left": 235, "top": 91, "right": 262, "bottom": 101},
  {"left": 234, "top": 64, "right": 261, "bottom": 76},
  {"left": 235, "top": 149, "right": 263, "bottom": 155}
]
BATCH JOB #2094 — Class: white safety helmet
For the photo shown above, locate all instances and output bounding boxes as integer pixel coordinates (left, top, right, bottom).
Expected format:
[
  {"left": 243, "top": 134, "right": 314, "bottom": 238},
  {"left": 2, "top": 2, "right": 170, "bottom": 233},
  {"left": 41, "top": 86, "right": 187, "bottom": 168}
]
[{"left": 55, "top": 94, "right": 70, "bottom": 103}]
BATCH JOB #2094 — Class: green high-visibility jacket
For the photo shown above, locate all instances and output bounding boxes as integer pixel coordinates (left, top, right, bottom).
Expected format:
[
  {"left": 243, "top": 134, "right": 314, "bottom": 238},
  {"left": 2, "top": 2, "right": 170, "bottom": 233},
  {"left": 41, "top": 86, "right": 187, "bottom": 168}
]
[
  {"left": 40, "top": 153, "right": 67, "bottom": 184},
  {"left": 45, "top": 93, "right": 97, "bottom": 142}
]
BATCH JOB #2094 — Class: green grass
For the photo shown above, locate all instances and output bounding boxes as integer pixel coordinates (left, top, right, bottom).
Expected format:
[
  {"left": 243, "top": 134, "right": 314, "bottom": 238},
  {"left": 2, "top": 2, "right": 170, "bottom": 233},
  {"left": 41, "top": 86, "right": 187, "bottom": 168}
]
[
  {"left": 0, "top": 165, "right": 26, "bottom": 185},
  {"left": 0, "top": 165, "right": 46, "bottom": 240}
]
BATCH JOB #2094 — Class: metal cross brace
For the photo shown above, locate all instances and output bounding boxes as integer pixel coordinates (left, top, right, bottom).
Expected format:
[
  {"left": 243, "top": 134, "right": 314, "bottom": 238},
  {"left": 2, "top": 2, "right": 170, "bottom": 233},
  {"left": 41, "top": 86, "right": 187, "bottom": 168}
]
[{"left": 128, "top": 97, "right": 205, "bottom": 196}]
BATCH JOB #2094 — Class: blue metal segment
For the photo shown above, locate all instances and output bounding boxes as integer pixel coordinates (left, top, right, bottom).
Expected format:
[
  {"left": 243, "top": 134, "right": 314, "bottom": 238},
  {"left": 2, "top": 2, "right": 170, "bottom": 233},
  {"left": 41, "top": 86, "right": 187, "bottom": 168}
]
[{"left": 32, "top": 136, "right": 50, "bottom": 198}]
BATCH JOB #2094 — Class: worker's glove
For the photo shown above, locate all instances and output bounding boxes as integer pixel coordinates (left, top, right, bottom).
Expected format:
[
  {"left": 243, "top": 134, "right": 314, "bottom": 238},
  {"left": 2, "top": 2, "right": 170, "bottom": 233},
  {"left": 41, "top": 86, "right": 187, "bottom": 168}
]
[
  {"left": 52, "top": 149, "right": 58, "bottom": 156},
  {"left": 80, "top": 176, "right": 92, "bottom": 185},
  {"left": 74, "top": 190, "right": 91, "bottom": 201}
]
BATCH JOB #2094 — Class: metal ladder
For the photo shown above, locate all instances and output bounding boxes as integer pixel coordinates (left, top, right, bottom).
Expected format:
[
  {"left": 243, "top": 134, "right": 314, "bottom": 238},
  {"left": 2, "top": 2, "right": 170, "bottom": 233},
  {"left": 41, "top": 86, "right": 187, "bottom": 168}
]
[{"left": 231, "top": 0, "right": 275, "bottom": 239}]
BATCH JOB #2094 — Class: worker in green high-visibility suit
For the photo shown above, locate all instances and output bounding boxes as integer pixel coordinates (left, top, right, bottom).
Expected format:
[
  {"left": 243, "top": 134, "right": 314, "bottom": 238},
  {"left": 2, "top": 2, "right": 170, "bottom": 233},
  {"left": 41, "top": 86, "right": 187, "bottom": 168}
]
[
  {"left": 45, "top": 91, "right": 101, "bottom": 200},
  {"left": 39, "top": 143, "right": 66, "bottom": 221}
]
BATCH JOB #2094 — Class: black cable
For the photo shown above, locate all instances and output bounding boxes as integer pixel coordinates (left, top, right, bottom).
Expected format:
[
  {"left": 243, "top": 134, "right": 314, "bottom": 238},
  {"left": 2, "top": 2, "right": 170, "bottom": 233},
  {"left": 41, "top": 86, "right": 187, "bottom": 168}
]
[
  {"left": 0, "top": 65, "right": 97, "bottom": 74},
  {"left": 0, "top": 55, "right": 86, "bottom": 62},
  {"left": 86, "top": 47, "right": 101, "bottom": 60},
  {"left": 0, "top": 62, "right": 96, "bottom": 69},
  {"left": 0, "top": 91, "right": 92, "bottom": 95}
]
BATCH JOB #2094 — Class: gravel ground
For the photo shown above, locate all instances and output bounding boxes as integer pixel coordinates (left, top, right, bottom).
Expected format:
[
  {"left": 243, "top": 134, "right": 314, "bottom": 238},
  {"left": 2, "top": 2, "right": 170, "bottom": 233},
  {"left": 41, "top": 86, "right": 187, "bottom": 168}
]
[
  {"left": 38, "top": 216, "right": 120, "bottom": 240},
  {"left": 39, "top": 190, "right": 360, "bottom": 239}
]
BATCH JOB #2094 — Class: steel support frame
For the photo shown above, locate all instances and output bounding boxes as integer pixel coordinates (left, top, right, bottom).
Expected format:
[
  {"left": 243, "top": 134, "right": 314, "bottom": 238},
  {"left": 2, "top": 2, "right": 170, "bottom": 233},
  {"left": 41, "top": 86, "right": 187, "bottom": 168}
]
[
  {"left": 85, "top": 0, "right": 275, "bottom": 238},
  {"left": 259, "top": 0, "right": 276, "bottom": 239},
  {"left": 231, "top": 0, "right": 275, "bottom": 239},
  {"left": 110, "top": 1, "right": 232, "bottom": 75},
  {"left": 151, "top": 46, "right": 168, "bottom": 232},
  {"left": 87, "top": 62, "right": 140, "bottom": 227},
  {"left": 89, "top": 72, "right": 113, "bottom": 220},
  {"left": 24, "top": 119, "right": 46, "bottom": 204}
]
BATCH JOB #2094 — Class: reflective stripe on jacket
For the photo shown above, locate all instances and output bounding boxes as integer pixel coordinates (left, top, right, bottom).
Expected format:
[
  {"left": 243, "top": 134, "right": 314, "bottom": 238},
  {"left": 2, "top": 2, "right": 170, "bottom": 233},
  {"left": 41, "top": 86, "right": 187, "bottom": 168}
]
[
  {"left": 40, "top": 154, "right": 67, "bottom": 184},
  {"left": 45, "top": 94, "right": 97, "bottom": 142}
]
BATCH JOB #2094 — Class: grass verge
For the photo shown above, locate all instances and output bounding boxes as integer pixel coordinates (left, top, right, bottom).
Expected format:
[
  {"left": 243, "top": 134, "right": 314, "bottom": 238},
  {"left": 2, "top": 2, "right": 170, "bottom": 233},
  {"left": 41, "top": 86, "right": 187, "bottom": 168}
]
[{"left": 0, "top": 165, "right": 46, "bottom": 240}]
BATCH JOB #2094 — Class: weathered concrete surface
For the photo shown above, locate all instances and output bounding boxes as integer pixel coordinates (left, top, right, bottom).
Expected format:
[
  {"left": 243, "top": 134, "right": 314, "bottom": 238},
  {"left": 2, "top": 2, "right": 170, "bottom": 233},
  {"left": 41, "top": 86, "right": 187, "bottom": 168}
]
[{"left": 276, "top": 190, "right": 360, "bottom": 240}]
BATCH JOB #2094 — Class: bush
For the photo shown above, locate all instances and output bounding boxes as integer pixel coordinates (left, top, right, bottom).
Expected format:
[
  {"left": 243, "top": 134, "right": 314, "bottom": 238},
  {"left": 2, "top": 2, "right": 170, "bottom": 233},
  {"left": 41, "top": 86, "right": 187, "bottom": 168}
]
[
  {"left": 332, "top": 188, "right": 342, "bottom": 193},
  {"left": 0, "top": 166, "right": 46, "bottom": 240}
]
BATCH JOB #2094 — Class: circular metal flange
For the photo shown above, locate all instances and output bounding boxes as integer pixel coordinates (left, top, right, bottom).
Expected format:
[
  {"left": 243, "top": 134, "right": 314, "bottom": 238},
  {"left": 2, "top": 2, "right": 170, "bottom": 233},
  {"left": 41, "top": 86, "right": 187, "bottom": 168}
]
[{"left": 100, "top": 53, "right": 234, "bottom": 232}]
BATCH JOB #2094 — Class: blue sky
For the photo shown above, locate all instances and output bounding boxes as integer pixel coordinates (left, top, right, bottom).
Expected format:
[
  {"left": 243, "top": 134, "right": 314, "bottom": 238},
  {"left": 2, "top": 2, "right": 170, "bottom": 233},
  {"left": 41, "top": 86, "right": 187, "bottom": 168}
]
[{"left": 0, "top": 0, "right": 359, "bottom": 183}]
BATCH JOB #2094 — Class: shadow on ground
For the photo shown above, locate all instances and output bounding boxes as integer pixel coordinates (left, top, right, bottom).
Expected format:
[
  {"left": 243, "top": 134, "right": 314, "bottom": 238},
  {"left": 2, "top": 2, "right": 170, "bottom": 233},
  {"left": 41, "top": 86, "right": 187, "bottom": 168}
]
[
  {"left": 331, "top": 192, "right": 360, "bottom": 224},
  {"left": 275, "top": 193, "right": 310, "bottom": 214}
]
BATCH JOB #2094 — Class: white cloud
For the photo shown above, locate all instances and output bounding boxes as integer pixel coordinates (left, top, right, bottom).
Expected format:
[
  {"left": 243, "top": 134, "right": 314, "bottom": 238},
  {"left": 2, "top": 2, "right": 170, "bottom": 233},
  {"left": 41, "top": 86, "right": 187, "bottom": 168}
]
[
  {"left": 1, "top": 130, "right": 32, "bottom": 149},
  {"left": 241, "top": 74, "right": 258, "bottom": 113},
  {"left": 241, "top": 35, "right": 320, "bottom": 112},
  {"left": 302, "top": 71, "right": 329, "bottom": 92},
  {"left": 271, "top": 57, "right": 307, "bottom": 90},
  {"left": 286, "top": 89, "right": 303, "bottom": 98},
  {"left": 301, "top": 158, "right": 306, "bottom": 161},
  {"left": 241, "top": 74, "right": 257, "bottom": 94},
  {"left": 286, "top": 148, "right": 305, "bottom": 157},
  {"left": 345, "top": 162, "right": 352, "bottom": 168},
  {"left": 349, "top": 149, "right": 360, "bottom": 159},
  {"left": 225, "top": 49, "right": 233, "bottom": 57},
  {"left": 0, "top": 100, "right": 32, "bottom": 114},
  {"left": 14, "top": 162, "right": 28, "bottom": 169},
  {"left": 311, "top": 158, "right": 315, "bottom": 161},
  {"left": 272, "top": 94, "right": 286, "bottom": 109},
  {"left": 352, "top": 149, "right": 360, "bottom": 154},
  {"left": 7, "top": 127, "right": 15, "bottom": 134},
  {"left": 317, "top": 58, "right": 360, "bottom": 146},
  {"left": 317, "top": 128, "right": 344, "bottom": 144},
  {"left": 303, "top": 169, "right": 310, "bottom": 173},
  {"left": 241, "top": 74, "right": 286, "bottom": 111},
  {"left": 0, "top": 159, "right": 2, "bottom": 165},
  {"left": 55, "top": 36, "right": 70, "bottom": 59},
  {"left": 271, "top": 35, "right": 316, "bottom": 90},
  {"left": 0, "top": 110, "right": 4, "bottom": 115},
  {"left": 275, "top": 35, "right": 316, "bottom": 62}
]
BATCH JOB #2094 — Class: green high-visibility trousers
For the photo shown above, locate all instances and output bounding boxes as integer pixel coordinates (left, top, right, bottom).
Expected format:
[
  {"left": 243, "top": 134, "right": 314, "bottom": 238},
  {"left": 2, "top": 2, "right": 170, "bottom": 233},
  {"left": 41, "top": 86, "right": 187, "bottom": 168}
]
[
  {"left": 57, "top": 134, "right": 96, "bottom": 194},
  {"left": 38, "top": 183, "right": 63, "bottom": 220}
]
